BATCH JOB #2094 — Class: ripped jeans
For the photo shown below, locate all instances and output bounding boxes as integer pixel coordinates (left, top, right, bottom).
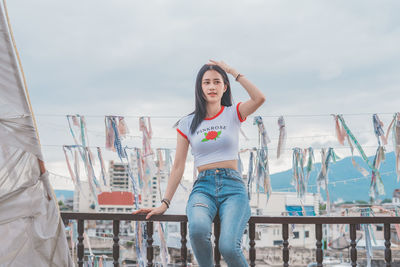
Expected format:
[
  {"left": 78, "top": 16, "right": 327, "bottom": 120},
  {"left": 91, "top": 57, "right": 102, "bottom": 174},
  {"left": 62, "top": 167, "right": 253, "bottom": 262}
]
[{"left": 185, "top": 168, "right": 251, "bottom": 267}]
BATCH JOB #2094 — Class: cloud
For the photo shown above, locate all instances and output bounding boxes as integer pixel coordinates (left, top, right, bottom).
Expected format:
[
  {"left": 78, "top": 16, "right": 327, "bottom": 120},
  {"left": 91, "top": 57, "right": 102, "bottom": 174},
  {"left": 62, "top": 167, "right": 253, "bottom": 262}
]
[{"left": 5, "top": 0, "right": 400, "bottom": 181}]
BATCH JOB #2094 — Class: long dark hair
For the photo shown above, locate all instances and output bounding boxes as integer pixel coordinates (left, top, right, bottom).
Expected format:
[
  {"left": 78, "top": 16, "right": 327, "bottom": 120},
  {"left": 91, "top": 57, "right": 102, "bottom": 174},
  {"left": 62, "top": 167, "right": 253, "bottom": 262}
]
[{"left": 173, "top": 64, "right": 233, "bottom": 135}]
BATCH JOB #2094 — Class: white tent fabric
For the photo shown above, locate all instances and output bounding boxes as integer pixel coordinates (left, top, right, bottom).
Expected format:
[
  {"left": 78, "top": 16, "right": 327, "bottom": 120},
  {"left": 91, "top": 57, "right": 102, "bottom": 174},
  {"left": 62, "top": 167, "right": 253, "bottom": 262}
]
[{"left": 0, "top": 2, "right": 73, "bottom": 266}]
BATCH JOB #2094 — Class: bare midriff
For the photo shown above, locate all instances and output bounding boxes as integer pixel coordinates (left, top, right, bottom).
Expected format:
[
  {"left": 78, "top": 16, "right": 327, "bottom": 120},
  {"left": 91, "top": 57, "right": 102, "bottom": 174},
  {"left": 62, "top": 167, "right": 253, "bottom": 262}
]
[{"left": 197, "top": 159, "right": 238, "bottom": 173}]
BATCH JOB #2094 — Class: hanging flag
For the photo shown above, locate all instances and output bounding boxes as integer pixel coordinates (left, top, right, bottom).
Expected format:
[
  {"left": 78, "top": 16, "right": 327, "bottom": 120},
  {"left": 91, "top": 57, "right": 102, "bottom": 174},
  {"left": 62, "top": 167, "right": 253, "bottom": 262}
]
[
  {"left": 118, "top": 116, "right": 129, "bottom": 137},
  {"left": 123, "top": 147, "right": 141, "bottom": 209},
  {"left": 105, "top": 116, "right": 115, "bottom": 151},
  {"left": 164, "top": 148, "right": 173, "bottom": 176},
  {"left": 386, "top": 113, "right": 400, "bottom": 181},
  {"left": 67, "top": 115, "right": 88, "bottom": 147},
  {"left": 63, "top": 145, "right": 79, "bottom": 187},
  {"left": 369, "top": 114, "right": 388, "bottom": 200},
  {"left": 317, "top": 148, "right": 339, "bottom": 214},
  {"left": 361, "top": 209, "right": 375, "bottom": 267},
  {"left": 139, "top": 116, "right": 153, "bottom": 157},
  {"left": 373, "top": 114, "right": 387, "bottom": 146},
  {"left": 63, "top": 144, "right": 106, "bottom": 208},
  {"left": 334, "top": 115, "right": 373, "bottom": 177},
  {"left": 105, "top": 116, "right": 128, "bottom": 159},
  {"left": 253, "top": 116, "right": 272, "bottom": 202},
  {"left": 277, "top": 116, "right": 286, "bottom": 159},
  {"left": 369, "top": 147, "right": 386, "bottom": 199},
  {"left": 253, "top": 116, "right": 271, "bottom": 147},
  {"left": 158, "top": 222, "right": 170, "bottom": 266},
  {"left": 292, "top": 147, "right": 306, "bottom": 198},
  {"left": 305, "top": 147, "right": 314, "bottom": 184},
  {"left": 247, "top": 149, "right": 255, "bottom": 200},
  {"left": 292, "top": 147, "right": 314, "bottom": 199},
  {"left": 97, "top": 147, "right": 108, "bottom": 187}
]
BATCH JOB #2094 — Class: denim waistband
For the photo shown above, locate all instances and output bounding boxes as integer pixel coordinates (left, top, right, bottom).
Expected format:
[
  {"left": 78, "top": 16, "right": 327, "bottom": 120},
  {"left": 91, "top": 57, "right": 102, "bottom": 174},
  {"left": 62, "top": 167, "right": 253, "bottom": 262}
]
[{"left": 198, "top": 167, "right": 241, "bottom": 178}]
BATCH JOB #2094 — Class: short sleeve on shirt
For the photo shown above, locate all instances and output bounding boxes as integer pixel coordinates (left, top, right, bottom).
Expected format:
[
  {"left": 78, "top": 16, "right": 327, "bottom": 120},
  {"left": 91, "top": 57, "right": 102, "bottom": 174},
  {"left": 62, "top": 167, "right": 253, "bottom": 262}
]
[
  {"left": 235, "top": 102, "right": 247, "bottom": 123},
  {"left": 176, "top": 116, "right": 189, "bottom": 140}
]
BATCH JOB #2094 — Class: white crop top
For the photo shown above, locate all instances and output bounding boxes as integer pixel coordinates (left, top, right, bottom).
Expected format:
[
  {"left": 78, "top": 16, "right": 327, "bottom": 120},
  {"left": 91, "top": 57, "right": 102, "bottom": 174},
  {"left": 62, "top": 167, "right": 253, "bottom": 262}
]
[{"left": 176, "top": 102, "right": 246, "bottom": 168}]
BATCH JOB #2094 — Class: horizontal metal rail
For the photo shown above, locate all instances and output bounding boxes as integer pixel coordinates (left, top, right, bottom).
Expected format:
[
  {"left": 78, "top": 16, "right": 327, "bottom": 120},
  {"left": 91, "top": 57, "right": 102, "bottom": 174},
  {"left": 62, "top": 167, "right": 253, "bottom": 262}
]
[{"left": 61, "top": 212, "right": 399, "bottom": 267}]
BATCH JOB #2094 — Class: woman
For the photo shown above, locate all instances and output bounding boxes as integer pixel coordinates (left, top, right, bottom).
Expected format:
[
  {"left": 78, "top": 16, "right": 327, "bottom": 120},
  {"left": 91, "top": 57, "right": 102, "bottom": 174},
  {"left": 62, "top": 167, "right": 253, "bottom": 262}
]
[{"left": 133, "top": 60, "right": 266, "bottom": 267}]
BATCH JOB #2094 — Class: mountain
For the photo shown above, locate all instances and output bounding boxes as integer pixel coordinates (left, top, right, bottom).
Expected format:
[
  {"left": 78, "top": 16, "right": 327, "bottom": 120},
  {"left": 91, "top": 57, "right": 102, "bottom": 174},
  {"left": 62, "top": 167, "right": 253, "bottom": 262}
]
[{"left": 270, "top": 152, "right": 399, "bottom": 202}]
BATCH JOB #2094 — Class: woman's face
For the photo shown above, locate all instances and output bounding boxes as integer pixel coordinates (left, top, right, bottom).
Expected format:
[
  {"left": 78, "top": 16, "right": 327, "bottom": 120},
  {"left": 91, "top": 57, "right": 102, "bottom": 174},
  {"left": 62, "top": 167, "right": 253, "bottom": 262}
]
[{"left": 201, "top": 70, "right": 227, "bottom": 103}]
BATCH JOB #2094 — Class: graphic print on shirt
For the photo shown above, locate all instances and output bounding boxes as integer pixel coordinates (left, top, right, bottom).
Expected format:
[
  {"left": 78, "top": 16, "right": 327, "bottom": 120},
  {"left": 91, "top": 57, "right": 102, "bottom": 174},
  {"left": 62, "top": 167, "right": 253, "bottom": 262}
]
[
  {"left": 196, "top": 125, "right": 227, "bottom": 142},
  {"left": 201, "top": 130, "right": 222, "bottom": 142}
]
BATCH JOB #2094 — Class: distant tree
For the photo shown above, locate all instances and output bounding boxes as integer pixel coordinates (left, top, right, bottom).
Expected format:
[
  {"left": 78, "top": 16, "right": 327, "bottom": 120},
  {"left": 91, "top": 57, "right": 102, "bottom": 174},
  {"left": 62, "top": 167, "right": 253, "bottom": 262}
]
[
  {"left": 381, "top": 198, "right": 392, "bottom": 204},
  {"left": 58, "top": 200, "right": 64, "bottom": 206},
  {"left": 342, "top": 201, "right": 353, "bottom": 204},
  {"left": 319, "top": 203, "right": 326, "bottom": 211},
  {"left": 355, "top": 200, "right": 368, "bottom": 204}
]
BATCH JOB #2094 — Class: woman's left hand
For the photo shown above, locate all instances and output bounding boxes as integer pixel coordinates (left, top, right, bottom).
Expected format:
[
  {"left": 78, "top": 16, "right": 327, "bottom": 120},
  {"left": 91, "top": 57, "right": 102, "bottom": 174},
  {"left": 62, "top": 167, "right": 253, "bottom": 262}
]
[{"left": 208, "top": 59, "right": 235, "bottom": 75}]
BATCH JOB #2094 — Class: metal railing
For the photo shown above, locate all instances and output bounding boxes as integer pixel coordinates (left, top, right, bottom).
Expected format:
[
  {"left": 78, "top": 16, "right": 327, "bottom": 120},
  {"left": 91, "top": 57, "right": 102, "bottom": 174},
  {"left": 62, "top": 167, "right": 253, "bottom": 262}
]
[{"left": 61, "top": 212, "right": 400, "bottom": 267}]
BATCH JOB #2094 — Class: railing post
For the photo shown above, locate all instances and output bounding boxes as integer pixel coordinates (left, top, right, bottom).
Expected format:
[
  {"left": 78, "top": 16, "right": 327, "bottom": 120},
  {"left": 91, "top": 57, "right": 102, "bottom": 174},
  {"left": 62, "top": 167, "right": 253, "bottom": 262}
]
[
  {"left": 77, "top": 219, "right": 84, "bottom": 267},
  {"left": 180, "top": 221, "right": 188, "bottom": 267},
  {"left": 282, "top": 224, "right": 289, "bottom": 267},
  {"left": 249, "top": 222, "right": 256, "bottom": 267},
  {"left": 214, "top": 218, "right": 221, "bottom": 267},
  {"left": 113, "top": 220, "right": 120, "bottom": 267},
  {"left": 350, "top": 223, "right": 357, "bottom": 267},
  {"left": 384, "top": 223, "right": 392, "bottom": 267},
  {"left": 147, "top": 221, "right": 154, "bottom": 267},
  {"left": 315, "top": 224, "right": 323, "bottom": 267}
]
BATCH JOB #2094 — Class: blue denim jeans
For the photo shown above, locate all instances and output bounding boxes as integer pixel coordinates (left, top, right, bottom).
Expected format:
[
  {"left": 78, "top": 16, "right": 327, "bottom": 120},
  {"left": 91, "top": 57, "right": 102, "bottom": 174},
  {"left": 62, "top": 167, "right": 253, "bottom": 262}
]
[{"left": 186, "top": 168, "right": 251, "bottom": 267}]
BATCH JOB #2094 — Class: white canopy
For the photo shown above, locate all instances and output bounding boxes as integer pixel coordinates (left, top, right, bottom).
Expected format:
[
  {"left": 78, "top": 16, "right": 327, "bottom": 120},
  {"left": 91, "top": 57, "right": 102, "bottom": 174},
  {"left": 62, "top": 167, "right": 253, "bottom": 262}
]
[{"left": 0, "top": 2, "right": 73, "bottom": 266}]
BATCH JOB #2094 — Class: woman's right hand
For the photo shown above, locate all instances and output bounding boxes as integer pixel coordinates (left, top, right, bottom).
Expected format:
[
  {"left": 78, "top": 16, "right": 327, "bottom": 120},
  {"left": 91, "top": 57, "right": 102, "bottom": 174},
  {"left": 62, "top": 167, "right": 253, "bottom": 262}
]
[{"left": 132, "top": 204, "right": 168, "bottom": 219}]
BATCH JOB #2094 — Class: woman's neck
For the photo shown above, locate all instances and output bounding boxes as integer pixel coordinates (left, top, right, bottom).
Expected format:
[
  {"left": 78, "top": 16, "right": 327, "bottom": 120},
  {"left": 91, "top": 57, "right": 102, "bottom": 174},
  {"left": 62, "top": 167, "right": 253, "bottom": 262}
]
[{"left": 206, "top": 103, "right": 222, "bottom": 118}]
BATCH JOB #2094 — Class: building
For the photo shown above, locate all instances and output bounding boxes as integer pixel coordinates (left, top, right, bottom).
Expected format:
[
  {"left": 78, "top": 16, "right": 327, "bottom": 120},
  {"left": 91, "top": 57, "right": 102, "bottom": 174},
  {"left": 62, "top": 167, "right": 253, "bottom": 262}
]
[
  {"left": 93, "top": 191, "right": 142, "bottom": 239},
  {"left": 108, "top": 157, "right": 160, "bottom": 208},
  {"left": 392, "top": 188, "right": 400, "bottom": 205},
  {"left": 108, "top": 161, "right": 132, "bottom": 191},
  {"left": 97, "top": 191, "right": 141, "bottom": 213}
]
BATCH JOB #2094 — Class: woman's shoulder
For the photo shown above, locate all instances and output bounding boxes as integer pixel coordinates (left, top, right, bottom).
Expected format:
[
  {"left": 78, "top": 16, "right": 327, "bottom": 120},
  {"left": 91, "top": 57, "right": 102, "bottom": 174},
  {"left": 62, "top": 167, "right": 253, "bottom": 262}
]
[
  {"left": 182, "top": 112, "right": 195, "bottom": 121},
  {"left": 177, "top": 113, "right": 194, "bottom": 127}
]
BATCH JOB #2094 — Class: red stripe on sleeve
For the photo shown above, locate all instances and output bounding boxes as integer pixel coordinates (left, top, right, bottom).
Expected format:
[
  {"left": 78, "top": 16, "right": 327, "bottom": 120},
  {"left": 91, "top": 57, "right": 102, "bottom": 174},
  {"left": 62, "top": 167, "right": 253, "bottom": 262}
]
[
  {"left": 177, "top": 128, "right": 188, "bottom": 140},
  {"left": 236, "top": 102, "right": 246, "bottom": 122}
]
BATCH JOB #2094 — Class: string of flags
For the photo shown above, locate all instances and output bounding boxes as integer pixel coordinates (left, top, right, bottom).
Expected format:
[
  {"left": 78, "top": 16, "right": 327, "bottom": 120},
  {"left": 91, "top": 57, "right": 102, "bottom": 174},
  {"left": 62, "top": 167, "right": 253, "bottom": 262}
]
[
  {"left": 62, "top": 113, "right": 400, "bottom": 206},
  {"left": 60, "top": 112, "right": 400, "bottom": 266}
]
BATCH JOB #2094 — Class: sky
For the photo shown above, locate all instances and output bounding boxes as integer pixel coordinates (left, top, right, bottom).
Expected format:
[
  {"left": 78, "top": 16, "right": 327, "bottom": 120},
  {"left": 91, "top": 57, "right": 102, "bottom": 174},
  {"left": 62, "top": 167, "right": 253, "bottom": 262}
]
[{"left": 6, "top": 0, "right": 400, "bottom": 190}]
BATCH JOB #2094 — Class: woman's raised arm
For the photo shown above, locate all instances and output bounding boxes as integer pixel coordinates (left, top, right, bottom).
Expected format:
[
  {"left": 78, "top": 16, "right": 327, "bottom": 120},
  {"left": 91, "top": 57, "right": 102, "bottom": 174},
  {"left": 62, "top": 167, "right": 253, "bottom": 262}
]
[{"left": 209, "top": 59, "right": 266, "bottom": 119}]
